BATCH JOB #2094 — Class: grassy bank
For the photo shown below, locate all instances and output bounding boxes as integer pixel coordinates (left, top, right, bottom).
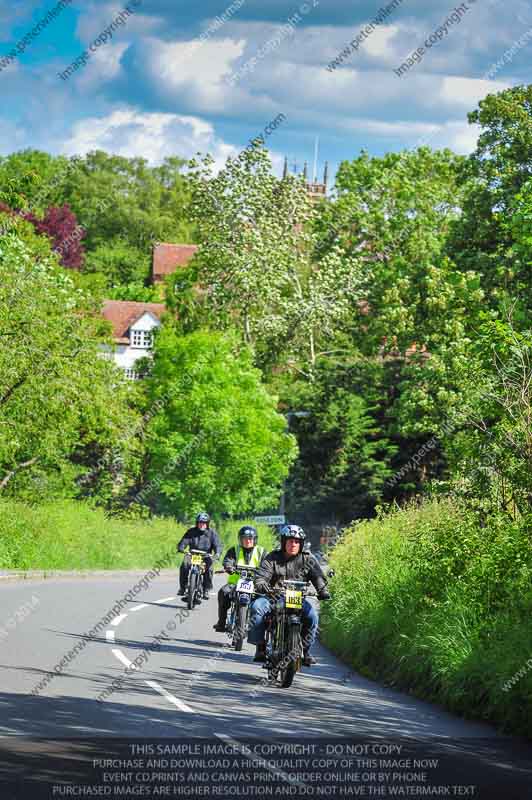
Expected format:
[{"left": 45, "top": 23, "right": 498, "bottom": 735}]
[
  {"left": 321, "top": 498, "right": 532, "bottom": 738},
  {"left": 0, "top": 499, "right": 275, "bottom": 571}
]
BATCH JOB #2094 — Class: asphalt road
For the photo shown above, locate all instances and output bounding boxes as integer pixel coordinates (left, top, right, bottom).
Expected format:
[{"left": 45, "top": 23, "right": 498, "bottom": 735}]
[{"left": 1, "top": 572, "right": 532, "bottom": 798}]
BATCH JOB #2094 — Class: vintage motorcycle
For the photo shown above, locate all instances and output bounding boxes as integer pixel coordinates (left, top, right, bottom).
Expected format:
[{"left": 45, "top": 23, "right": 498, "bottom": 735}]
[
  {"left": 227, "top": 566, "right": 257, "bottom": 651},
  {"left": 185, "top": 549, "right": 209, "bottom": 610},
  {"left": 265, "top": 579, "right": 310, "bottom": 688}
]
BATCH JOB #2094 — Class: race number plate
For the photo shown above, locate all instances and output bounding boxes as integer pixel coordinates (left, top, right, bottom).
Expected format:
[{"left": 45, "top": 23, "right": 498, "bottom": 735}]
[
  {"left": 285, "top": 589, "right": 303, "bottom": 609},
  {"left": 191, "top": 554, "right": 203, "bottom": 566},
  {"left": 236, "top": 578, "right": 254, "bottom": 593}
]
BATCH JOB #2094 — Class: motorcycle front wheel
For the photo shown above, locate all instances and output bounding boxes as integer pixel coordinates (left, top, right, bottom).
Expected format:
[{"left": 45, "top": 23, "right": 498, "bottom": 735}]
[
  {"left": 280, "top": 625, "right": 300, "bottom": 688},
  {"left": 187, "top": 571, "right": 197, "bottom": 610},
  {"left": 233, "top": 603, "right": 248, "bottom": 652}
]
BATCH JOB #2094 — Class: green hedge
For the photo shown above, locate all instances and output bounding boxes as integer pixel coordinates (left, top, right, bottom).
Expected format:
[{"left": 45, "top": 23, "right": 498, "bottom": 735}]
[
  {"left": 321, "top": 498, "right": 532, "bottom": 737},
  {"left": 0, "top": 499, "right": 275, "bottom": 571}
]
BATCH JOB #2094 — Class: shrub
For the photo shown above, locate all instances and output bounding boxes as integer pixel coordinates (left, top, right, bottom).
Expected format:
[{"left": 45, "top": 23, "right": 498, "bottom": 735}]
[{"left": 322, "top": 498, "right": 532, "bottom": 737}]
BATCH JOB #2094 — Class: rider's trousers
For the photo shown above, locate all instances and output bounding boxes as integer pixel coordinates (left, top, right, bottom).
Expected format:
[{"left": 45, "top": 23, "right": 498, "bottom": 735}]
[{"left": 248, "top": 596, "right": 319, "bottom": 651}]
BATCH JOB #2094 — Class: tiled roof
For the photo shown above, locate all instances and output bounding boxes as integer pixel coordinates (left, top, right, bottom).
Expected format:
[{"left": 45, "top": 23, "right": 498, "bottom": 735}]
[
  {"left": 102, "top": 300, "right": 165, "bottom": 343},
  {"left": 152, "top": 243, "right": 199, "bottom": 281}
]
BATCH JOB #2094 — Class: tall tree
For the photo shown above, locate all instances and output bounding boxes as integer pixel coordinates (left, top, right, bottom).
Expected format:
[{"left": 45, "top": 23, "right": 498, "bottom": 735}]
[
  {"left": 448, "top": 85, "right": 532, "bottom": 317},
  {"left": 0, "top": 228, "right": 136, "bottom": 497},
  {"left": 188, "top": 144, "right": 361, "bottom": 376},
  {"left": 282, "top": 146, "right": 485, "bottom": 520},
  {"left": 320, "top": 147, "right": 469, "bottom": 356},
  {"left": 138, "top": 327, "right": 297, "bottom": 517}
]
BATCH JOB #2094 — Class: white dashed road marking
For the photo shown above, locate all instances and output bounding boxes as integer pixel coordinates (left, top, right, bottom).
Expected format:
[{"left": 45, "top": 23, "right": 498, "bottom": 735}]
[
  {"left": 145, "top": 680, "right": 194, "bottom": 713},
  {"left": 112, "top": 648, "right": 137, "bottom": 670},
  {"left": 105, "top": 595, "right": 195, "bottom": 712}
]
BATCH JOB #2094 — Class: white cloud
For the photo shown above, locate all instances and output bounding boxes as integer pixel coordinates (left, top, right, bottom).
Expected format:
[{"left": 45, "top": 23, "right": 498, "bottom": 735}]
[
  {"left": 0, "top": 118, "right": 27, "bottom": 156},
  {"left": 411, "top": 120, "right": 481, "bottom": 154},
  {"left": 444, "top": 120, "right": 481, "bottom": 154},
  {"left": 138, "top": 36, "right": 246, "bottom": 112},
  {"left": 363, "top": 24, "right": 401, "bottom": 62},
  {"left": 77, "top": 42, "right": 129, "bottom": 90},
  {"left": 439, "top": 75, "right": 510, "bottom": 109},
  {"left": 344, "top": 118, "right": 438, "bottom": 137},
  {"left": 76, "top": 1, "right": 161, "bottom": 42},
  {"left": 61, "top": 109, "right": 238, "bottom": 169}
]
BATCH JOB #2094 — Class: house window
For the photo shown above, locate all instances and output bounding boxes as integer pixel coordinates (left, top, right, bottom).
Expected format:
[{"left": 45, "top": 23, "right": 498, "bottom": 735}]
[{"left": 131, "top": 329, "right": 153, "bottom": 348}]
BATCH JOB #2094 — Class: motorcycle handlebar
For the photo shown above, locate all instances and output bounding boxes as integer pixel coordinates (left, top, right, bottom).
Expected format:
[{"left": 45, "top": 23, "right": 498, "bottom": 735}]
[{"left": 279, "top": 579, "right": 309, "bottom": 588}]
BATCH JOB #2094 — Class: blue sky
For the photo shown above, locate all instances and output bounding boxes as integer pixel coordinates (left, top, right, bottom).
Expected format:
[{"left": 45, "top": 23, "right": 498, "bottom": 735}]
[{"left": 1, "top": 0, "right": 531, "bottom": 181}]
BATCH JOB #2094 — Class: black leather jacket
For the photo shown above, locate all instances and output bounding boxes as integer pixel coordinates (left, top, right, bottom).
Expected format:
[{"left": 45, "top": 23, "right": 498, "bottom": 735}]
[
  {"left": 177, "top": 526, "right": 222, "bottom": 558},
  {"left": 255, "top": 550, "right": 327, "bottom": 596}
]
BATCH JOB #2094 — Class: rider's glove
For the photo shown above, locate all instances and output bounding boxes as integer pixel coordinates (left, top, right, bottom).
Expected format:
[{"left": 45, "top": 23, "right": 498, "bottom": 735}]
[{"left": 317, "top": 588, "right": 331, "bottom": 601}]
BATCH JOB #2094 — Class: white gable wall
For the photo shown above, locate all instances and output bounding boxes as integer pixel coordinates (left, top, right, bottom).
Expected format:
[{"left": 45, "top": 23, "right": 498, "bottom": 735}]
[
  {"left": 130, "top": 311, "right": 161, "bottom": 335},
  {"left": 101, "top": 311, "right": 162, "bottom": 379}
]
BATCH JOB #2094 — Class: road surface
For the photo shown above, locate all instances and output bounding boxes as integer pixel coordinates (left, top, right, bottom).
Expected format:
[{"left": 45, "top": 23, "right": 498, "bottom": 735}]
[{"left": 1, "top": 572, "right": 531, "bottom": 798}]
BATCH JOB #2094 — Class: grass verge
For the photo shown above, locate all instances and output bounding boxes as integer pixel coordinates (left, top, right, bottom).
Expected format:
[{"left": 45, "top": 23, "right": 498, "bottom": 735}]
[
  {"left": 321, "top": 498, "right": 532, "bottom": 738},
  {"left": 0, "top": 499, "right": 275, "bottom": 571}
]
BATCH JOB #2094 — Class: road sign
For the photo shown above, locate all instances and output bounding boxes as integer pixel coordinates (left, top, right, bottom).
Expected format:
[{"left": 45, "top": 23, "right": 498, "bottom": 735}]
[{"left": 254, "top": 515, "right": 286, "bottom": 526}]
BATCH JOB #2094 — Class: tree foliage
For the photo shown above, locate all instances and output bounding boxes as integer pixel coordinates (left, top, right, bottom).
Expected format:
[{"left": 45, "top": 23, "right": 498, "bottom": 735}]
[
  {"left": 188, "top": 145, "right": 362, "bottom": 376},
  {"left": 139, "top": 327, "right": 297, "bottom": 517},
  {"left": 23, "top": 203, "right": 85, "bottom": 269},
  {"left": 449, "top": 85, "right": 532, "bottom": 318},
  {"left": 0, "top": 230, "right": 136, "bottom": 499},
  {"left": 0, "top": 149, "right": 194, "bottom": 294}
]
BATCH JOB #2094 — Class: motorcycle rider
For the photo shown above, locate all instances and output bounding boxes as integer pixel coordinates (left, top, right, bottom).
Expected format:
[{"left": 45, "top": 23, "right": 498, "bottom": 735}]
[
  {"left": 177, "top": 512, "right": 222, "bottom": 599},
  {"left": 248, "top": 524, "right": 331, "bottom": 666},
  {"left": 213, "top": 525, "right": 266, "bottom": 633}
]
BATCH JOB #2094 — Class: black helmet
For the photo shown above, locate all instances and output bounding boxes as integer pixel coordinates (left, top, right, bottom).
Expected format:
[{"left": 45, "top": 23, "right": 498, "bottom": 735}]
[
  {"left": 238, "top": 525, "right": 258, "bottom": 548},
  {"left": 196, "top": 512, "right": 210, "bottom": 525},
  {"left": 279, "top": 524, "right": 306, "bottom": 543}
]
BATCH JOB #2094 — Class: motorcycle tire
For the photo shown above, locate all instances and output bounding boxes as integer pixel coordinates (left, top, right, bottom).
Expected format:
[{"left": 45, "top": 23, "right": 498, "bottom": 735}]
[
  {"left": 280, "top": 625, "right": 300, "bottom": 688},
  {"left": 187, "top": 571, "right": 197, "bottom": 611},
  {"left": 233, "top": 604, "right": 248, "bottom": 652}
]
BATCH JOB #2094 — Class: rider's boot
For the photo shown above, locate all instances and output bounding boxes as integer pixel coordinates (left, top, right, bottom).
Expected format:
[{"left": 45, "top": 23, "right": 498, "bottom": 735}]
[
  {"left": 203, "top": 589, "right": 210, "bottom": 600},
  {"left": 253, "top": 643, "right": 266, "bottom": 663},
  {"left": 303, "top": 650, "right": 317, "bottom": 666}
]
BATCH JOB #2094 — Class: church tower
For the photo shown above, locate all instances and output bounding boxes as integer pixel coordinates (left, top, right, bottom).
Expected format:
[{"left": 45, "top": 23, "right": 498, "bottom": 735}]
[{"left": 282, "top": 157, "right": 329, "bottom": 203}]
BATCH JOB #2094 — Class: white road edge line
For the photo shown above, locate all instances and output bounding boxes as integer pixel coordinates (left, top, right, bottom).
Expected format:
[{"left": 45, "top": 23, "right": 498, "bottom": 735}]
[
  {"left": 112, "top": 648, "right": 137, "bottom": 670},
  {"left": 130, "top": 604, "right": 149, "bottom": 612},
  {"left": 106, "top": 630, "right": 115, "bottom": 643},
  {"left": 145, "top": 680, "right": 194, "bottom": 713},
  {"left": 155, "top": 596, "right": 177, "bottom": 604},
  {"left": 111, "top": 614, "right": 128, "bottom": 627},
  {"left": 215, "top": 733, "right": 308, "bottom": 789}
]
